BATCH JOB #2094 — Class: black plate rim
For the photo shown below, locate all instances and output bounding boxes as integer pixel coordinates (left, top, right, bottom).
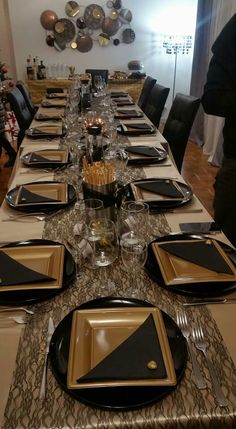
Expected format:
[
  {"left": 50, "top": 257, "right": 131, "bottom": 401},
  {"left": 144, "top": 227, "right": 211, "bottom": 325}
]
[
  {"left": 49, "top": 296, "right": 187, "bottom": 410},
  {"left": 5, "top": 181, "right": 76, "bottom": 213},
  {"left": 145, "top": 233, "right": 236, "bottom": 297},
  {"left": 0, "top": 239, "right": 76, "bottom": 306},
  {"left": 124, "top": 178, "right": 193, "bottom": 211}
]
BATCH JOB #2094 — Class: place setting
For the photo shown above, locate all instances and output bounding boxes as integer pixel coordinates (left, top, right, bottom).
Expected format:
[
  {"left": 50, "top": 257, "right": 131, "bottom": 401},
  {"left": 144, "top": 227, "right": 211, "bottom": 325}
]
[
  {"left": 21, "top": 148, "right": 71, "bottom": 169},
  {"left": 145, "top": 232, "right": 236, "bottom": 297},
  {"left": 5, "top": 181, "right": 76, "bottom": 213},
  {"left": 125, "top": 145, "right": 168, "bottom": 166},
  {"left": 121, "top": 177, "right": 193, "bottom": 213},
  {"left": 0, "top": 238, "right": 76, "bottom": 306},
  {"left": 114, "top": 109, "right": 144, "bottom": 120},
  {"left": 25, "top": 123, "right": 66, "bottom": 139},
  {"left": 49, "top": 296, "right": 188, "bottom": 410},
  {"left": 117, "top": 122, "right": 156, "bottom": 136}
]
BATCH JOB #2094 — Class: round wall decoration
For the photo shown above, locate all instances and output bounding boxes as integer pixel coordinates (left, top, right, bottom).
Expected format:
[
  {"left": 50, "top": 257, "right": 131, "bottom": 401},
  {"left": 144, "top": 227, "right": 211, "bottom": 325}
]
[
  {"left": 54, "top": 18, "right": 76, "bottom": 42},
  {"left": 40, "top": 2, "right": 135, "bottom": 52},
  {"left": 84, "top": 4, "right": 105, "bottom": 30},
  {"left": 40, "top": 10, "right": 58, "bottom": 30},
  {"left": 119, "top": 8, "right": 132, "bottom": 24},
  {"left": 65, "top": 1, "right": 80, "bottom": 17},
  {"left": 102, "top": 16, "right": 119, "bottom": 36},
  {"left": 122, "top": 28, "right": 135, "bottom": 43},
  {"left": 98, "top": 32, "right": 110, "bottom": 46},
  {"left": 76, "top": 35, "right": 93, "bottom": 52},
  {"left": 46, "top": 34, "right": 55, "bottom": 47}
]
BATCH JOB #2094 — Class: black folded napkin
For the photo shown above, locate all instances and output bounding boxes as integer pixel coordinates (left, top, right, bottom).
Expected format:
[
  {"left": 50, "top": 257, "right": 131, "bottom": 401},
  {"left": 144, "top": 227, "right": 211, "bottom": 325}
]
[
  {"left": 35, "top": 114, "right": 61, "bottom": 121},
  {"left": 116, "top": 101, "right": 135, "bottom": 106},
  {"left": 78, "top": 314, "right": 167, "bottom": 382},
  {"left": 18, "top": 187, "right": 60, "bottom": 204},
  {"left": 159, "top": 241, "right": 234, "bottom": 274},
  {"left": 31, "top": 127, "right": 59, "bottom": 136},
  {"left": 46, "top": 93, "right": 66, "bottom": 99},
  {"left": 30, "top": 153, "right": 58, "bottom": 163},
  {"left": 125, "top": 123, "right": 152, "bottom": 130},
  {"left": 126, "top": 146, "right": 161, "bottom": 157},
  {"left": 0, "top": 251, "right": 55, "bottom": 286},
  {"left": 136, "top": 181, "right": 183, "bottom": 198},
  {"left": 111, "top": 92, "right": 128, "bottom": 97}
]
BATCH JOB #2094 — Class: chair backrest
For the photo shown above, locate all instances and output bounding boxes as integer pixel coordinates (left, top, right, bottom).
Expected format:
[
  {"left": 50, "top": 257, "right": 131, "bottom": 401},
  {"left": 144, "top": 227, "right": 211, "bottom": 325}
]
[
  {"left": 85, "top": 69, "right": 109, "bottom": 87},
  {"left": 16, "top": 81, "right": 35, "bottom": 115},
  {"left": 143, "top": 83, "right": 170, "bottom": 128},
  {"left": 162, "top": 93, "right": 200, "bottom": 172},
  {"left": 7, "top": 87, "right": 33, "bottom": 133},
  {"left": 137, "top": 76, "right": 156, "bottom": 110}
]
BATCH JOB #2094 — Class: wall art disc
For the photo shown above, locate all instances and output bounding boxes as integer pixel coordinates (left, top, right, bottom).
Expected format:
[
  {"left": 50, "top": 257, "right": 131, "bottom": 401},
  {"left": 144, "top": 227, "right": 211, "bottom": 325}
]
[
  {"left": 76, "top": 35, "right": 93, "bottom": 52},
  {"left": 122, "top": 28, "right": 135, "bottom": 43},
  {"left": 84, "top": 4, "right": 105, "bottom": 30},
  {"left": 65, "top": 1, "right": 80, "bottom": 17},
  {"left": 119, "top": 8, "right": 132, "bottom": 24},
  {"left": 102, "top": 17, "right": 119, "bottom": 36},
  {"left": 40, "top": 10, "right": 58, "bottom": 30}
]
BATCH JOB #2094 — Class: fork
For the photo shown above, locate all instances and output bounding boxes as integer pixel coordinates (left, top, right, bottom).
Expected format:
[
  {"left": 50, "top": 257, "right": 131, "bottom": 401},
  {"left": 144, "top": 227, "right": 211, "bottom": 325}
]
[
  {"left": 177, "top": 311, "right": 207, "bottom": 389},
  {"left": 192, "top": 325, "right": 229, "bottom": 407}
]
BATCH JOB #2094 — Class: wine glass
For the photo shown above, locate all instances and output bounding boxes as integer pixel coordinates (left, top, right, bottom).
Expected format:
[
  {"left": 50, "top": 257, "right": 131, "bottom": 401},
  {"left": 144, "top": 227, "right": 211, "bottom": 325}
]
[
  {"left": 88, "top": 218, "right": 119, "bottom": 294},
  {"left": 121, "top": 232, "right": 147, "bottom": 298},
  {"left": 118, "top": 200, "right": 150, "bottom": 241},
  {"left": 94, "top": 75, "right": 103, "bottom": 95},
  {"left": 73, "top": 199, "right": 104, "bottom": 272},
  {"left": 103, "top": 147, "right": 128, "bottom": 182}
]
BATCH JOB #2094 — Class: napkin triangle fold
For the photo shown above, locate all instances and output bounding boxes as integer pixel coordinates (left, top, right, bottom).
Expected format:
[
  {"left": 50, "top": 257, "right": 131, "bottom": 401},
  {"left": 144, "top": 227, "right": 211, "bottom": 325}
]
[
  {"left": 78, "top": 314, "right": 167, "bottom": 382},
  {"left": 18, "top": 187, "right": 60, "bottom": 204},
  {"left": 136, "top": 181, "right": 183, "bottom": 198},
  {"left": 0, "top": 251, "right": 55, "bottom": 286},
  {"left": 125, "top": 123, "right": 152, "bottom": 130},
  {"left": 126, "top": 146, "right": 161, "bottom": 157},
  {"left": 30, "top": 153, "right": 58, "bottom": 163},
  {"left": 159, "top": 241, "right": 234, "bottom": 274}
]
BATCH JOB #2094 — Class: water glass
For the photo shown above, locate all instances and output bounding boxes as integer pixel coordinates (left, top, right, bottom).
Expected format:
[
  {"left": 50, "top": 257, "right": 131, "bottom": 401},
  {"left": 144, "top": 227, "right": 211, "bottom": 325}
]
[{"left": 118, "top": 200, "right": 149, "bottom": 241}]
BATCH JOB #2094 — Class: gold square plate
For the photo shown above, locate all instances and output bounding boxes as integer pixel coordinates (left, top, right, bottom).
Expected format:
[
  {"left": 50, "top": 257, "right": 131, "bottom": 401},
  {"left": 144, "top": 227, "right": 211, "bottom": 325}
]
[
  {"left": 131, "top": 179, "right": 185, "bottom": 202},
  {"left": 0, "top": 244, "right": 65, "bottom": 292},
  {"left": 151, "top": 239, "right": 236, "bottom": 286},
  {"left": 21, "top": 149, "right": 69, "bottom": 165},
  {"left": 26, "top": 124, "right": 63, "bottom": 137},
  {"left": 67, "top": 307, "right": 176, "bottom": 389},
  {"left": 15, "top": 182, "right": 68, "bottom": 207}
]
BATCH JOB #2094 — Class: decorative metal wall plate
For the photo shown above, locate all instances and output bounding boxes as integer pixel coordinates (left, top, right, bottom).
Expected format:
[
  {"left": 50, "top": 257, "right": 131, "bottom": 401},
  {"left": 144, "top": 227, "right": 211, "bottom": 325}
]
[
  {"left": 40, "top": 10, "right": 58, "bottom": 30},
  {"left": 84, "top": 4, "right": 105, "bottom": 30},
  {"left": 54, "top": 18, "right": 76, "bottom": 42},
  {"left": 76, "top": 35, "right": 93, "bottom": 52},
  {"left": 119, "top": 8, "right": 132, "bottom": 24},
  {"left": 122, "top": 28, "right": 135, "bottom": 43},
  {"left": 65, "top": 1, "right": 80, "bottom": 17},
  {"left": 102, "top": 16, "right": 119, "bottom": 36}
]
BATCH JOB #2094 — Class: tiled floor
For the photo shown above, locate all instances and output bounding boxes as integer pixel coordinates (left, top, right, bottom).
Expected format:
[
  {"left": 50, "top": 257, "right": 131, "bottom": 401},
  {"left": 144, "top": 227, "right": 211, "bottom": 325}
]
[{"left": 0, "top": 140, "right": 219, "bottom": 217}]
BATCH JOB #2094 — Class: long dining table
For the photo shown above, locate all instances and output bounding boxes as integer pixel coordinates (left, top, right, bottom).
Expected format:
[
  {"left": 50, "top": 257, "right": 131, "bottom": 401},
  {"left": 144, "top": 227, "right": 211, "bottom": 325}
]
[{"left": 0, "top": 87, "right": 236, "bottom": 429}]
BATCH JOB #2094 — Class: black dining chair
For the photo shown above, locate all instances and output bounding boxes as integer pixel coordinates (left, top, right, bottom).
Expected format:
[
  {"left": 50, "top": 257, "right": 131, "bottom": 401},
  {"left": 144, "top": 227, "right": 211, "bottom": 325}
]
[
  {"left": 7, "top": 87, "right": 33, "bottom": 148},
  {"left": 162, "top": 93, "right": 201, "bottom": 172},
  {"left": 142, "top": 83, "right": 170, "bottom": 129},
  {"left": 85, "top": 69, "right": 109, "bottom": 88},
  {"left": 137, "top": 75, "right": 156, "bottom": 111},
  {"left": 16, "top": 81, "right": 37, "bottom": 115}
]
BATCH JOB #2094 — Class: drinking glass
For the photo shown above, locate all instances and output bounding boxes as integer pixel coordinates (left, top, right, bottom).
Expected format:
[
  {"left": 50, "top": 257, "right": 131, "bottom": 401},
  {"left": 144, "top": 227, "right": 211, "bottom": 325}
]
[
  {"left": 74, "top": 199, "right": 104, "bottom": 271},
  {"left": 103, "top": 147, "right": 128, "bottom": 182},
  {"left": 121, "top": 232, "right": 148, "bottom": 298},
  {"left": 94, "top": 75, "right": 103, "bottom": 95},
  {"left": 118, "top": 200, "right": 149, "bottom": 241},
  {"left": 88, "top": 218, "right": 119, "bottom": 294}
]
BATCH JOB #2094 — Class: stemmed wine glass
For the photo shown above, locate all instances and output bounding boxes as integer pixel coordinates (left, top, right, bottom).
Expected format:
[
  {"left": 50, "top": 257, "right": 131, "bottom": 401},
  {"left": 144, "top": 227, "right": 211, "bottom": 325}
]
[
  {"left": 117, "top": 200, "right": 150, "bottom": 241},
  {"left": 87, "top": 218, "right": 119, "bottom": 294},
  {"left": 121, "top": 232, "right": 147, "bottom": 298}
]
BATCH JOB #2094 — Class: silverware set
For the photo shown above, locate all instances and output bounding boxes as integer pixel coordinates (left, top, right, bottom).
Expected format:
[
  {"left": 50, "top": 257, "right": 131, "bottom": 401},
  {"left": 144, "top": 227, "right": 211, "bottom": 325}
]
[{"left": 177, "top": 310, "right": 229, "bottom": 407}]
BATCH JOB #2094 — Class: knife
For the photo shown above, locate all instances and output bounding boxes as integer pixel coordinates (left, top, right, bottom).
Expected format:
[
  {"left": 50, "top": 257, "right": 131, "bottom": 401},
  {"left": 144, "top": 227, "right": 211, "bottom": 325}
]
[
  {"left": 183, "top": 298, "right": 236, "bottom": 306},
  {"left": 39, "top": 317, "right": 55, "bottom": 400}
]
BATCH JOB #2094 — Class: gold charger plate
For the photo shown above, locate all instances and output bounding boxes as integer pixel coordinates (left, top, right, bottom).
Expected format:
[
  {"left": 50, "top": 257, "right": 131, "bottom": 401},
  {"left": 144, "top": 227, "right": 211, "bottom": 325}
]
[
  {"left": 67, "top": 307, "right": 176, "bottom": 389},
  {"left": 24, "top": 149, "right": 69, "bottom": 164},
  {"left": 131, "top": 179, "right": 185, "bottom": 202},
  {"left": 0, "top": 245, "right": 65, "bottom": 292},
  {"left": 151, "top": 238, "right": 236, "bottom": 286},
  {"left": 15, "top": 182, "right": 68, "bottom": 207}
]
